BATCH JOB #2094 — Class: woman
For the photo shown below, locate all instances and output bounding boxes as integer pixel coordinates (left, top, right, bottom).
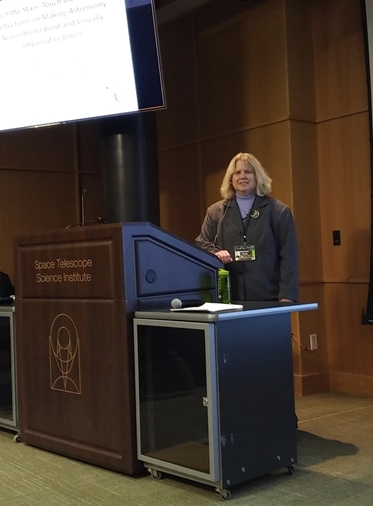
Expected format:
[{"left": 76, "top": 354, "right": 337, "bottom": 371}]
[{"left": 196, "top": 152, "right": 299, "bottom": 302}]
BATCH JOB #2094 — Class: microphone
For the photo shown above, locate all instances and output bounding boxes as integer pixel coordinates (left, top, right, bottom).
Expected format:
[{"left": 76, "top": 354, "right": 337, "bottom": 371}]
[
  {"left": 65, "top": 189, "right": 89, "bottom": 229},
  {"left": 81, "top": 188, "right": 87, "bottom": 226},
  {"left": 171, "top": 298, "right": 202, "bottom": 309}
]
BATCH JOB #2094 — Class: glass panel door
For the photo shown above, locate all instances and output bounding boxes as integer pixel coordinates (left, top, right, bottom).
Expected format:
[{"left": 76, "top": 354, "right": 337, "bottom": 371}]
[{"left": 135, "top": 320, "right": 218, "bottom": 481}]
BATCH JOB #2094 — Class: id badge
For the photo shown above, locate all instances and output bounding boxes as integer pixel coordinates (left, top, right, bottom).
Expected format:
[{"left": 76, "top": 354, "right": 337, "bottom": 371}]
[{"left": 234, "top": 245, "right": 256, "bottom": 261}]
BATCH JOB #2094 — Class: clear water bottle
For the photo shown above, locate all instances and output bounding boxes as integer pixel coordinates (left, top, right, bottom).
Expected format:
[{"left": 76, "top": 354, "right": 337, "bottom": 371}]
[{"left": 218, "top": 268, "right": 231, "bottom": 304}]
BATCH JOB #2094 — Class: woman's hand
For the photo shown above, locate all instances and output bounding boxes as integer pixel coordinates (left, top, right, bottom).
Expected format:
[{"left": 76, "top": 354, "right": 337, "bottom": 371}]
[{"left": 215, "top": 250, "right": 233, "bottom": 264}]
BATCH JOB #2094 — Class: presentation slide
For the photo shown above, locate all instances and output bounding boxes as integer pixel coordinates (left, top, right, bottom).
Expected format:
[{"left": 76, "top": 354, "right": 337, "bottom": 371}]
[{"left": 0, "top": 0, "right": 139, "bottom": 131}]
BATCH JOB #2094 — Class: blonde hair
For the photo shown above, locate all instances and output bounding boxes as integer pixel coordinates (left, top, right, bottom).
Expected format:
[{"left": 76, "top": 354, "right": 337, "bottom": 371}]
[{"left": 220, "top": 152, "right": 272, "bottom": 199}]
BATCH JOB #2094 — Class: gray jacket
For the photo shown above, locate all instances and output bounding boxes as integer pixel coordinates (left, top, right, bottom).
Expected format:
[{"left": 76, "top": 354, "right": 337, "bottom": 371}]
[{"left": 196, "top": 195, "right": 299, "bottom": 301}]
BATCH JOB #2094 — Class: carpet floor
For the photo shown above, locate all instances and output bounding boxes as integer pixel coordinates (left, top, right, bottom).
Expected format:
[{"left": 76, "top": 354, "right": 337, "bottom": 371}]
[{"left": 0, "top": 392, "right": 372, "bottom": 505}]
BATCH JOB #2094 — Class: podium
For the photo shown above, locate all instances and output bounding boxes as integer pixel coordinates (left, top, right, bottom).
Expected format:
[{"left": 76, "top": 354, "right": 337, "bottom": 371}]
[{"left": 14, "top": 222, "right": 221, "bottom": 475}]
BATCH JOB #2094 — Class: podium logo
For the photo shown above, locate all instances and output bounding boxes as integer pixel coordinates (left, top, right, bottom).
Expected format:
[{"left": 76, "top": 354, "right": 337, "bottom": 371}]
[{"left": 49, "top": 313, "right": 81, "bottom": 394}]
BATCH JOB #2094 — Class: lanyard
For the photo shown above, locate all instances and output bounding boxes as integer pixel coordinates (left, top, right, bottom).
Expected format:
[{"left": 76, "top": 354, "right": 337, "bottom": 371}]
[{"left": 239, "top": 196, "right": 257, "bottom": 245}]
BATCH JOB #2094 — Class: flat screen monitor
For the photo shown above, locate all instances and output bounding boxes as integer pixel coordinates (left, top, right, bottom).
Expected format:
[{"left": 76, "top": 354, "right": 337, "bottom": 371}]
[
  {"left": 361, "top": 0, "right": 373, "bottom": 322},
  {"left": 0, "top": 0, "right": 165, "bottom": 132}
]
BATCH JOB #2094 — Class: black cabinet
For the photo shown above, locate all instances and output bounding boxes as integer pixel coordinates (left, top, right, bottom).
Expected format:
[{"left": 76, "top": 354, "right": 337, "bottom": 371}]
[
  {"left": 134, "top": 303, "right": 316, "bottom": 499},
  {"left": 0, "top": 306, "right": 17, "bottom": 431}
]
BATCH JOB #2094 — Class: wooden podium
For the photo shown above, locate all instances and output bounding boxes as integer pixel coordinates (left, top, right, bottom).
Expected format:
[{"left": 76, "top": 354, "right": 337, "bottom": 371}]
[{"left": 14, "top": 222, "right": 221, "bottom": 475}]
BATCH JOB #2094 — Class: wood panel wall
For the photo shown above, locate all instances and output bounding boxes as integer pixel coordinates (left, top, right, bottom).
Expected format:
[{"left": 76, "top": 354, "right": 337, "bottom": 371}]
[
  {"left": 0, "top": 122, "right": 102, "bottom": 281},
  {"left": 311, "top": 0, "right": 372, "bottom": 396},
  {"left": 156, "top": 0, "right": 372, "bottom": 396}
]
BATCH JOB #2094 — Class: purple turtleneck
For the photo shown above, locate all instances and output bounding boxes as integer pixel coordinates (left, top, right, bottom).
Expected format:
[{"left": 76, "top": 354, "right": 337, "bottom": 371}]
[{"left": 235, "top": 193, "right": 256, "bottom": 219}]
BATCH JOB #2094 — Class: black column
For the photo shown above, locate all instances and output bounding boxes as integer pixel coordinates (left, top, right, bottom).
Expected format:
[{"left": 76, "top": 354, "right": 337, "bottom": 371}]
[{"left": 99, "top": 112, "right": 160, "bottom": 225}]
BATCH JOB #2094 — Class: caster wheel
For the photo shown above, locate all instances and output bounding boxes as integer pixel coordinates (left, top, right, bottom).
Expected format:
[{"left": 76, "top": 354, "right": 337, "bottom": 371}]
[
  {"left": 13, "top": 434, "right": 21, "bottom": 443},
  {"left": 287, "top": 465, "right": 295, "bottom": 475},
  {"left": 219, "top": 489, "right": 231, "bottom": 501},
  {"left": 149, "top": 469, "right": 163, "bottom": 481}
]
